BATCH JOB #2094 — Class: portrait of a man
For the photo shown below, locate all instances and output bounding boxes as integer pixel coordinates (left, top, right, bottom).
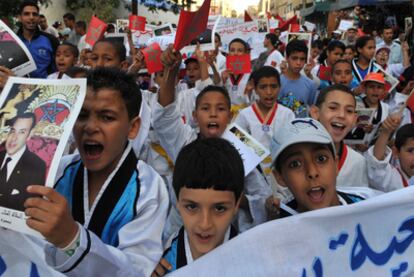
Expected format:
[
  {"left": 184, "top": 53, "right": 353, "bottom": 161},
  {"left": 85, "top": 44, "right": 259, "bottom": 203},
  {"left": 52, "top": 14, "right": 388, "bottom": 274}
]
[{"left": 0, "top": 112, "right": 46, "bottom": 211}]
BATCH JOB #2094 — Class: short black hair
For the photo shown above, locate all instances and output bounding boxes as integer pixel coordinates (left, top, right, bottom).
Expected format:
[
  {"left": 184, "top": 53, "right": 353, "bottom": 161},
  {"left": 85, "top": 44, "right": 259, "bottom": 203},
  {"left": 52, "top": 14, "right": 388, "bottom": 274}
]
[
  {"left": 195, "top": 85, "right": 231, "bottom": 110},
  {"left": 75, "top": 21, "right": 87, "bottom": 31},
  {"left": 63, "top": 13, "right": 75, "bottom": 21},
  {"left": 315, "top": 84, "right": 356, "bottom": 108},
  {"left": 382, "top": 25, "right": 393, "bottom": 33},
  {"left": 66, "top": 66, "right": 88, "bottom": 78},
  {"left": 184, "top": 57, "right": 199, "bottom": 66},
  {"left": 285, "top": 39, "right": 308, "bottom": 58},
  {"left": 318, "top": 40, "right": 345, "bottom": 64},
  {"left": 331, "top": 59, "right": 352, "bottom": 73},
  {"left": 355, "top": 35, "right": 375, "bottom": 56},
  {"left": 39, "top": 14, "right": 46, "bottom": 19},
  {"left": 214, "top": 33, "right": 221, "bottom": 42},
  {"left": 6, "top": 112, "right": 36, "bottom": 131},
  {"left": 229, "top": 38, "right": 249, "bottom": 52},
  {"left": 252, "top": 66, "right": 280, "bottom": 87},
  {"left": 94, "top": 38, "right": 127, "bottom": 62},
  {"left": 265, "top": 33, "right": 278, "bottom": 47},
  {"left": 173, "top": 138, "right": 245, "bottom": 200},
  {"left": 86, "top": 67, "right": 141, "bottom": 119},
  {"left": 19, "top": 1, "right": 39, "bottom": 14},
  {"left": 58, "top": 42, "right": 79, "bottom": 58},
  {"left": 395, "top": 124, "right": 414, "bottom": 151}
]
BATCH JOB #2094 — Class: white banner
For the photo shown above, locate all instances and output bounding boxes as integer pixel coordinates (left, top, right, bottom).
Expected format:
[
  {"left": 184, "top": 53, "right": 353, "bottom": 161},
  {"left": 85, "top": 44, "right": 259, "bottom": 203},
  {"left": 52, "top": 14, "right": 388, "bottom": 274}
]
[
  {"left": 171, "top": 187, "right": 414, "bottom": 276},
  {"left": 216, "top": 21, "right": 266, "bottom": 60}
]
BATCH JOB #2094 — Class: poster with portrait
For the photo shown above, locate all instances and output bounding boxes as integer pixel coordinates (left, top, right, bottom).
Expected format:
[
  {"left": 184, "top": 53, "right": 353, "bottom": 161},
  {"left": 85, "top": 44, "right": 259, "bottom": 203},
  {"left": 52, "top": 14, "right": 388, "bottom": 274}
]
[
  {"left": 0, "top": 20, "right": 36, "bottom": 77},
  {"left": 222, "top": 123, "right": 269, "bottom": 176},
  {"left": 0, "top": 77, "right": 86, "bottom": 236},
  {"left": 287, "top": 32, "right": 312, "bottom": 62},
  {"left": 116, "top": 19, "right": 129, "bottom": 33},
  {"left": 257, "top": 19, "right": 268, "bottom": 33},
  {"left": 153, "top": 23, "right": 174, "bottom": 37},
  {"left": 376, "top": 66, "right": 399, "bottom": 94},
  {"left": 343, "top": 108, "right": 376, "bottom": 145}
]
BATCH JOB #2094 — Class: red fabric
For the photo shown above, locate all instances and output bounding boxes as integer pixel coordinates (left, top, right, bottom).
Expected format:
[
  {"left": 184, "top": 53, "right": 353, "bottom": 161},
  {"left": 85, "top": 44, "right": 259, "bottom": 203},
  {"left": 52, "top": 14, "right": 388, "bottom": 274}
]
[
  {"left": 85, "top": 16, "right": 107, "bottom": 47},
  {"left": 129, "top": 15, "right": 146, "bottom": 31},
  {"left": 226, "top": 54, "right": 251, "bottom": 74},
  {"left": 244, "top": 10, "right": 253, "bottom": 22},
  {"left": 407, "top": 91, "right": 414, "bottom": 113},
  {"left": 319, "top": 65, "right": 331, "bottom": 81},
  {"left": 279, "top": 15, "right": 297, "bottom": 32},
  {"left": 142, "top": 43, "right": 163, "bottom": 73},
  {"left": 266, "top": 12, "right": 272, "bottom": 19},
  {"left": 357, "top": 28, "right": 365, "bottom": 37},
  {"left": 290, "top": 23, "right": 300, "bottom": 32},
  {"left": 275, "top": 15, "right": 285, "bottom": 25},
  {"left": 173, "top": 0, "right": 211, "bottom": 51}
]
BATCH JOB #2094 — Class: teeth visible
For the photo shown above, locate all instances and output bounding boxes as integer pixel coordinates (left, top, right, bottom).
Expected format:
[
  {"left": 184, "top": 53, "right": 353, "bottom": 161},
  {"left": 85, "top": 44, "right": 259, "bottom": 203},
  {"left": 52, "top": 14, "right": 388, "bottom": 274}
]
[
  {"left": 208, "top": 123, "right": 218, "bottom": 127},
  {"left": 332, "top": 122, "right": 344, "bottom": 128},
  {"left": 310, "top": 187, "right": 322, "bottom": 192}
]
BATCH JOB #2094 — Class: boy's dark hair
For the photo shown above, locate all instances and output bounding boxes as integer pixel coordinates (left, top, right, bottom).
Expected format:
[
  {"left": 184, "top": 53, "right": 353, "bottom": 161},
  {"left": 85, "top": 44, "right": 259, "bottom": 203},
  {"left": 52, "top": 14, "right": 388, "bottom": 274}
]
[
  {"left": 229, "top": 38, "right": 249, "bottom": 52},
  {"left": 195, "top": 85, "right": 231, "bottom": 110},
  {"left": 315, "top": 84, "right": 356, "bottom": 108},
  {"left": 381, "top": 25, "right": 393, "bottom": 34},
  {"left": 318, "top": 40, "right": 345, "bottom": 64},
  {"left": 7, "top": 112, "right": 36, "bottom": 131},
  {"left": 395, "top": 124, "right": 414, "bottom": 151},
  {"left": 331, "top": 59, "right": 352, "bottom": 73},
  {"left": 311, "top": 40, "right": 323, "bottom": 50},
  {"left": 66, "top": 66, "right": 88, "bottom": 78},
  {"left": 214, "top": 33, "right": 221, "bottom": 42},
  {"left": 173, "top": 138, "right": 245, "bottom": 200},
  {"left": 59, "top": 42, "right": 79, "bottom": 58},
  {"left": 265, "top": 33, "right": 278, "bottom": 47},
  {"left": 285, "top": 39, "right": 308, "bottom": 58},
  {"left": 86, "top": 67, "right": 141, "bottom": 119},
  {"left": 19, "top": 0, "right": 39, "bottom": 14},
  {"left": 63, "top": 13, "right": 75, "bottom": 21},
  {"left": 355, "top": 36, "right": 375, "bottom": 56},
  {"left": 75, "top": 21, "right": 87, "bottom": 31},
  {"left": 252, "top": 66, "right": 280, "bottom": 87},
  {"left": 94, "top": 38, "right": 127, "bottom": 62},
  {"left": 184, "top": 57, "right": 199, "bottom": 66},
  {"left": 345, "top": 45, "right": 355, "bottom": 53}
]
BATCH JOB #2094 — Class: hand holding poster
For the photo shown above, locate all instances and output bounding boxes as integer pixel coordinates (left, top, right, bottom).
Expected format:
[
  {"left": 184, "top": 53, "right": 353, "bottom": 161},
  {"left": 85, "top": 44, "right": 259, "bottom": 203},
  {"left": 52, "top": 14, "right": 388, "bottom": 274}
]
[
  {"left": 85, "top": 16, "right": 107, "bottom": 47},
  {"left": 142, "top": 43, "right": 163, "bottom": 73},
  {"left": 171, "top": 186, "right": 414, "bottom": 276},
  {"left": 0, "top": 77, "right": 86, "bottom": 237},
  {"left": 0, "top": 20, "right": 36, "bottom": 76},
  {"left": 222, "top": 123, "right": 269, "bottom": 176},
  {"left": 376, "top": 66, "right": 399, "bottom": 95}
]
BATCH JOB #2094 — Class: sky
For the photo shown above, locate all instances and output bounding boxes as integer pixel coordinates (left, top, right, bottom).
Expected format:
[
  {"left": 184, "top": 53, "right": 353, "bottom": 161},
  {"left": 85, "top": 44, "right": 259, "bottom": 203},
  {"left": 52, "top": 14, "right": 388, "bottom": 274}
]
[{"left": 212, "top": 0, "right": 260, "bottom": 14}]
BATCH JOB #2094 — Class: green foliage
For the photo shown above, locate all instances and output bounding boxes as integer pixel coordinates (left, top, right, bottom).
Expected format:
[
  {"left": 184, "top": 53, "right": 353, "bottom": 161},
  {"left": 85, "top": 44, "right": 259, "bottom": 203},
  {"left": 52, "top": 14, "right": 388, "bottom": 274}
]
[
  {"left": 0, "top": 0, "right": 50, "bottom": 17},
  {"left": 66, "top": 0, "right": 121, "bottom": 22}
]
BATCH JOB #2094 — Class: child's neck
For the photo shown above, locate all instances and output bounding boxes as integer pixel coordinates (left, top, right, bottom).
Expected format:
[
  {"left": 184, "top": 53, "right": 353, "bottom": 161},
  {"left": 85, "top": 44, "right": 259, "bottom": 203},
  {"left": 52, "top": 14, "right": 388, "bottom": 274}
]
[
  {"left": 256, "top": 100, "right": 274, "bottom": 115},
  {"left": 356, "top": 56, "right": 370, "bottom": 68},
  {"left": 285, "top": 68, "right": 300, "bottom": 80},
  {"left": 364, "top": 97, "right": 379, "bottom": 108}
]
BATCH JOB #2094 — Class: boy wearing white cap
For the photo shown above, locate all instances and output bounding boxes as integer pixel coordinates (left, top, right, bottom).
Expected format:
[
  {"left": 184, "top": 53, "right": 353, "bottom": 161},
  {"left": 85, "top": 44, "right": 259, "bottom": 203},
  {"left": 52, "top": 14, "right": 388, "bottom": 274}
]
[{"left": 269, "top": 117, "right": 380, "bottom": 218}]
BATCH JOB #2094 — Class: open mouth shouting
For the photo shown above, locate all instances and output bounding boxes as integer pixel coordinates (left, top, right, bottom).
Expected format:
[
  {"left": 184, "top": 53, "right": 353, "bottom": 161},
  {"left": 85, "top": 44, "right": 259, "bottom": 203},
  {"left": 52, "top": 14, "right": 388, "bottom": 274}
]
[
  {"left": 83, "top": 141, "right": 104, "bottom": 161},
  {"left": 307, "top": 186, "right": 325, "bottom": 204}
]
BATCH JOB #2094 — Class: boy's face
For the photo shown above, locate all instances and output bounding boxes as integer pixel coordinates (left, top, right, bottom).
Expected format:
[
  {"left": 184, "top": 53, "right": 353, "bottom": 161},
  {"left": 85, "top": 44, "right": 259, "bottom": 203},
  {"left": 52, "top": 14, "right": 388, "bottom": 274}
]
[
  {"left": 186, "top": 62, "right": 201, "bottom": 85},
  {"left": 364, "top": 81, "right": 385, "bottom": 104},
  {"left": 255, "top": 76, "right": 280, "bottom": 110},
  {"left": 229, "top": 42, "right": 246, "bottom": 56},
  {"left": 286, "top": 51, "right": 307, "bottom": 74},
  {"left": 375, "top": 50, "right": 389, "bottom": 66},
  {"left": 90, "top": 42, "right": 125, "bottom": 69},
  {"left": 177, "top": 188, "right": 239, "bottom": 260},
  {"left": 74, "top": 88, "right": 140, "bottom": 175},
  {"left": 343, "top": 48, "right": 355, "bottom": 62},
  {"left": 395, "top": 138, "right": 414, "bottom": 177},
  {"left": 274, "top": 143, "right": 339, "bottom": 212},
  {"left": 56, "top": 45, "right": 77, "bottom": 73},
  {"left": 332, "top": 62, "right": 353, "bottom": 86},
  {"left": 193, "top": 91, "right": 232, "bottom": 138},
  {"left": 358, "top": 40, "right": 376, "bottom": 60},
  {"left": 310, "top": 90, "right": 357, "bottom": 145},
  {"left": 311, "top": 47, "right": 321, "bottom": 59}
]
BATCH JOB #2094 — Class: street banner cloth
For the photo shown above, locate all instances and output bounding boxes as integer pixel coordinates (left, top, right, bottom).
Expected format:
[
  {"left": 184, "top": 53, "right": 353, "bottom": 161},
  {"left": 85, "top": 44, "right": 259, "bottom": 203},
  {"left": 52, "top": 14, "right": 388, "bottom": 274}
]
[{"left": 171, "top": 187, "right": 414, "bottom": 276}]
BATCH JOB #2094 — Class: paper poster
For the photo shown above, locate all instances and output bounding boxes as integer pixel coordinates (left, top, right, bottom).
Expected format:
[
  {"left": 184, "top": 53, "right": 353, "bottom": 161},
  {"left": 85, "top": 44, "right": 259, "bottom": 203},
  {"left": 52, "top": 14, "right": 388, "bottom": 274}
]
[
  {"left": 0, "top": 77, "right": 86, "bottom": 236},
  {"left": 142, "top": 43, "right": 163, "bottom": 73},
  {"left": 268, "top": 19, "right": 279, "bottom": 30},
  {"left": 287, "top": 32, "right": 312, "bottom": 62},
  {"left": 216, "top": 21, "right": 266, "bottom": 60},
  {"left": 0, "top": 20, "right": 36, "bottom": 76},
  {"left": 222, "top": 123, "right": 269, "bottom": 176},
  {"left": 129, "top": 15, "right": 146, "bottom": 31},
  {"left": 303, "top": 21, "right": 316, "bottom": 32},
  {"left": 376, "top": 66, "right": 399, "bottom": 94},
  {"left": 338, "top": 20, "right": 354, "bottom": 32},
  {"left": 116, "top": 19, "right": 129, "bottom": 33},
  {"left": 170, "top": 186, "right": 414, "bottom": 276},
  {"left": 153, "top": 23, "right": 174, "bottom": 37},
  {"left": 405, "top": 17, "right": 412, "bottom": 32},
  {"left": 344, "top": 108, "right": 376, "bottom": 145},
  {"left": 257, "top": 19, "right": 268, "bottom": 33},
  {"left": 131, "top": 27, "right": 154, "bottom": 48},
  {"left": 180, "top": 17, "right": 220, "bottom": 56}
]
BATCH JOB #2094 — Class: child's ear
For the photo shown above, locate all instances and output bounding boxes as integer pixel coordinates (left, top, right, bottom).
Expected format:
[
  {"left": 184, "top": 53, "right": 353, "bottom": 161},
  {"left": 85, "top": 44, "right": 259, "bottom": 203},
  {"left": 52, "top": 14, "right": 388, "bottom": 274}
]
[
  {"left": 272, "top": 168, "right": 287, "bottom": 187},
  {"left": 127, "top": 116, "right": 141, "bottom": 140},
  {"left": 309, "top": 105, "right": 320, "bottom": 120}
]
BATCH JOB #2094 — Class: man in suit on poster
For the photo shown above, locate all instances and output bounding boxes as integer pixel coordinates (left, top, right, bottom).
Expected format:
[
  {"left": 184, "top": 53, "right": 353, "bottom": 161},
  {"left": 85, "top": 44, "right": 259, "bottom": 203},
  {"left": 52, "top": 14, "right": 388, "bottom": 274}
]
[{"left": 0, "top": 112, "right": 46, "bottom": 211}]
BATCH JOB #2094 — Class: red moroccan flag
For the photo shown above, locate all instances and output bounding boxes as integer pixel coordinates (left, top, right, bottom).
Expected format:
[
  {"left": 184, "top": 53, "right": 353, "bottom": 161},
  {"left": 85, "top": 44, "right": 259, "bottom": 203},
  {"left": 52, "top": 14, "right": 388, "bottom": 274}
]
[
  {"left": 244, "top": 10, "right": 253, "bottom": 22},
  {"left": 226, "top": 54, "right": 251, "bottom": 74},
  {"left": 85, "top": 16, "right": 107, "bottom": 46},
  {"left": 142, "top": 43, "right": 163, "bottom": 73},
  {"left": 275, "top": 14, "right": 285, "bottom": 25},
  {"left": 406, "top": 89, "right": 414, "bottom": 113},
  {"left": 129, "top": 15, "right": 146, "bottom": 31},
  {"left": 357, "top": 28, "right": 365, "bottom": 37},
  {"left": 319, "top": 65, "right": 331, "bottom": 81},
  {"left": 173, "top": 0, "right": 211, "bottom": 51},
  {"left": 279, "top": 15, "right": 297, "bottom": 32}
]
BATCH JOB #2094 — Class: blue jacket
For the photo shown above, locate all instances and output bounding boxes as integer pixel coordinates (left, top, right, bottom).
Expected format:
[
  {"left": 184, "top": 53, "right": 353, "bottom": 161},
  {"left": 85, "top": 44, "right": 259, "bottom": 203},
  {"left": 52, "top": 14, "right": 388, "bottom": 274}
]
[{"left": 17, "top": 28, "right": 59, "bottom": 78}]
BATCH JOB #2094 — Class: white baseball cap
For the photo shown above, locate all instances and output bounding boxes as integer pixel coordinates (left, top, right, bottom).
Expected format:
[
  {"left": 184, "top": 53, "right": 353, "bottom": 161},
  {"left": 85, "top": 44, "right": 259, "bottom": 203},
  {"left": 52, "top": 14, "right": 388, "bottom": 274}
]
[{"left": 271, "top": 118, "right": 335, "bottom": 164}]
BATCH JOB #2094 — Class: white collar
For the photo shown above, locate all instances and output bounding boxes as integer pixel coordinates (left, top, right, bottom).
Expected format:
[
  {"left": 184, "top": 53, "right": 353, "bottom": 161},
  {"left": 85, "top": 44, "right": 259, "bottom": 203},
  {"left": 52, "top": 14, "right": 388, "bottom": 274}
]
[{"left": 3, "top": 145, "right": 26, "bottom": 167}]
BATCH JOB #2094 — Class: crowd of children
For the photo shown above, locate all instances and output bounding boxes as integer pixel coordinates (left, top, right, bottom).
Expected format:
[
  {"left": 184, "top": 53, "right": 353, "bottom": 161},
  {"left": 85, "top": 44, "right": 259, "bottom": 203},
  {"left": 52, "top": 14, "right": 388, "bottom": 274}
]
[{"left": 0, "top": 0, "right": 413, "bottom": 276}]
